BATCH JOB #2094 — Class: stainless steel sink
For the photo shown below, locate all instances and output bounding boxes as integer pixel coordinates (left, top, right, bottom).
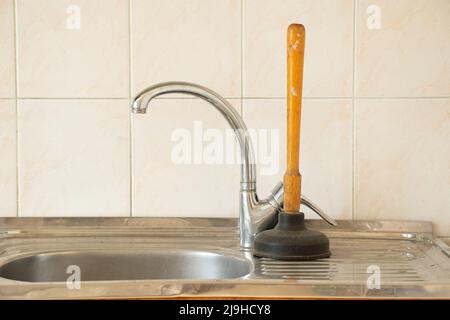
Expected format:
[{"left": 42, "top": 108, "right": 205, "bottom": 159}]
[
  {"left": 0, "top": 250, "right": 251, "bottom": 282},
  {"left": 0, "top": 217, "right": 449, "bottom": 299}
]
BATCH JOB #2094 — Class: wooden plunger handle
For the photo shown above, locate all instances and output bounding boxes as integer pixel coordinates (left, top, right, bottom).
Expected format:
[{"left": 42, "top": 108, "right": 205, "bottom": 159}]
[{"left": 283, "top": 24, "right": 305, "bottom": 213}]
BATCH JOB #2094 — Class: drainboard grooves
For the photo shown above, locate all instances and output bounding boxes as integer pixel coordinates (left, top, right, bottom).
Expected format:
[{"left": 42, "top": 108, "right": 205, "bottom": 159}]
[{"left": 255, "top": 237, "right": 430, "bottom": 283}]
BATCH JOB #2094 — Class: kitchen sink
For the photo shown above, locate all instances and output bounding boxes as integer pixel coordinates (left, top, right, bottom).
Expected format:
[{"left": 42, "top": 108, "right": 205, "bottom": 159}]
[
  {"left": 0, "top": 250, "right": 252, "bottom": 282},
  {"left": 0, "top": 217, "right": 449, "bottom": 299}
]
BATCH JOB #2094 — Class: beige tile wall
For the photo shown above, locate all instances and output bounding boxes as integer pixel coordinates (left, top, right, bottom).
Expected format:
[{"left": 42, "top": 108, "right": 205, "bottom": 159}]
[
  {"left": 356, "top": 0, "right": 450, "bottom": 97},
  {"left": 18, "top": 99, "right": 130, "bottom": 216},
  {"left": 243, "top": 0, "right": 354, "bottom": 98},
  {"left": 16, "top": 0, "right": 129, "bottom": 98},
  {"left": 0, "top": 100, "right": 16, "bottom": 216},
  {"left": 0, "top": 0, "right": 15, "bottom": 98},
  {"left": 132, "top": 99, "right": 241, "bottom": 217},
  {"left": 0, "top": 1, "right": 448, "bottom": 235},
  {"left": 243, "top": 99, "right": 353, "bottom": 221},
  {"left": 355, "top": 99, "right": 450, "bottom": 236},
  {"left": 131, "top": 0, "right": 241, "bottom": 97}
]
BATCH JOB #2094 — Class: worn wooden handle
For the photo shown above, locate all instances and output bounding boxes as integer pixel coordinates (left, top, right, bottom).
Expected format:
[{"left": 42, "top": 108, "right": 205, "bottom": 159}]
[{"left": 283, "top": 24, "right": 305, "bottom": 213}]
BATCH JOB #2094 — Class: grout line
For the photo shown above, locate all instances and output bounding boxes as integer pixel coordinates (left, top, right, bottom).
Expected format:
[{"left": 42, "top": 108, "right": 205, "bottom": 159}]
[
  {"left": 129, "top": 98, "right": 133, "bottom": 218},
  {"left": 13, "top": 0, "right": 19, "bottom": 98},
  {"left": 353, "top": 96, "right": 450, "bottom": 100},
  {"left": 15, "top": 97, "right": 132, "bottom": 100},
  {"left": 242, "top": 96, "right": 450, "bottom": 100},
  {"left": 242, "top": 96, "right": 353, "bottom": 100},
  {"left": 9, "top": 96, "right": 450, "bottom": 101},
  {"left": 352, "top": 0, "right": 357, "bottom": 222},
  {"left": 13, "top": 0, "right": 19, "bottom": 218},
  {"left": 128, "top": 0, "right": 133, "bottom": 217},
  {"left": 128, "top": 0, "right": 133, "bottom": 100},
  {"left": 13, "top": 96, "right": 243, "bottom": 100}
]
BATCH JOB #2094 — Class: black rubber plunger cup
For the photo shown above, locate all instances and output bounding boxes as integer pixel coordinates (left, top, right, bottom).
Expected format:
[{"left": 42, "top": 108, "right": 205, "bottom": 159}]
[
  {"left": 253, "top": 24, "right": 331, "bottom": 260},
  {"left": 253, "top": 212, "right": 330, "bottom": 260}
]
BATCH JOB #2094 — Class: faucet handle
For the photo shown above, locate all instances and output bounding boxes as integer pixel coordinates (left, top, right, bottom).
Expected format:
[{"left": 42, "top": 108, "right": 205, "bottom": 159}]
[
  {"left": 269, "top": 182, "right": 337, "bottom": 226},
  {"left": 301, "top": 194, "right": 338, "bottom": 226}
]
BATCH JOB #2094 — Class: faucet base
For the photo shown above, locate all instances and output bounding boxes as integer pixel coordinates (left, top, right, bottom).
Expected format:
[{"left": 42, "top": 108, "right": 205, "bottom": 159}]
[{"left": 253, "top": 212, "right": 330, "bottom": 260}]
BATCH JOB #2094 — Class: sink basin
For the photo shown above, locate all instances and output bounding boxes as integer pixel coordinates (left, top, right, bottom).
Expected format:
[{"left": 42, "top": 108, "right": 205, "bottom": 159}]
[
  {"left": 0, "top": 250, "right": 252, "bottom": 282},
  {"left": 1, "top": 218, "right": 449, "bottom": 298}
]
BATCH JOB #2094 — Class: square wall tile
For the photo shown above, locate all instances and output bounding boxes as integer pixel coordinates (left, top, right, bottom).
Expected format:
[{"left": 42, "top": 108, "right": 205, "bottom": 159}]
[
  {"left": 0, "top": 0, "right": 16, "bottom": 98},
  {"left": 356, "top": 0, "right": 450, "bottom": 97},
  {"left": 0, "top": 100, "right": 17, "bottom": 216},
  {"left": 17, "top": 0, "right": 129, "bottom": 98},
  {"left": 243, "top": 99, "right": 353, "bottom": 220},
  {"left": 18, "top": 99, "right": 130, "bottom": 216},
  {"left": 355, "top": 99, "right": 450, "bottom": 236},
  {"left": 131, "top": 0, "right": 241, "bottom": 97},
  {"left": 132, "top": 99, "right": 241, "bottom": 217},
  {"left": 243, "top": 0, "right": 353, "bottom": 98}
]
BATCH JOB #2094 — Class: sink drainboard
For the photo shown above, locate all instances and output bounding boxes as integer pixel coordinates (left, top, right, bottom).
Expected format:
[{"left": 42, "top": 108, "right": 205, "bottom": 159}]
[{"left": 255, "top": 238, "right": 439, "bottom": 283}]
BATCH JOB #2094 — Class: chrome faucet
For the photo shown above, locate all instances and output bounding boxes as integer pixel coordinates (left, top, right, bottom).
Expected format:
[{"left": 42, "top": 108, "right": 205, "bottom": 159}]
[{"left": 131, "top": 82, "right": 336, "bottom": 249}]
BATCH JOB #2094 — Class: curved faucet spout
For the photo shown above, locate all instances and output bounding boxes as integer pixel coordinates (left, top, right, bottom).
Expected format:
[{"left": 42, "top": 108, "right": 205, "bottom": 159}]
[
  {"left": 131, "top": 82, "right": 335, "bottom": 249},
  {"left": 132, "top": 81, "right": 256, "bottom": 190}
]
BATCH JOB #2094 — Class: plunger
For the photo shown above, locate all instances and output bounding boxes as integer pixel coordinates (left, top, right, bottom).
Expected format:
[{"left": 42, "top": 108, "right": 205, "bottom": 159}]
[{"left": 253, "top": 24, "right": 331, "bottom": 260}]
